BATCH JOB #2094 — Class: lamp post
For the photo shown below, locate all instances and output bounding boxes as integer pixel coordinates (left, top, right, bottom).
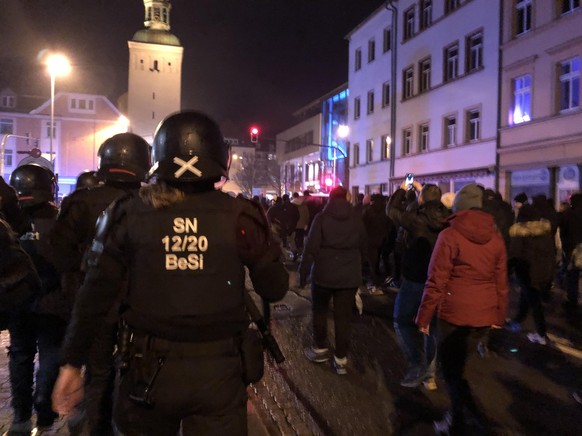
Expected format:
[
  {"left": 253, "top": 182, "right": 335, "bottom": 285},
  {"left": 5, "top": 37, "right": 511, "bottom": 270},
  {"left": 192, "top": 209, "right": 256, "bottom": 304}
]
[
  {"left": 385, "top": 1, "right": 397, "bottom": 191},
  {"left": 46, "top": 53, "right": 71, "bottom": 172}
]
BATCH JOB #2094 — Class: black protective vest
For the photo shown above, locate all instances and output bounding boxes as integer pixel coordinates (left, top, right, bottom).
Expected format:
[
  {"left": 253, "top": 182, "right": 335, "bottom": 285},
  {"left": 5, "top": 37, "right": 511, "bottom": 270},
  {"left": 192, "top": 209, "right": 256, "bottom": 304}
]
[{"left": 121, "top": 190, "right": 248, "bottom": 341}]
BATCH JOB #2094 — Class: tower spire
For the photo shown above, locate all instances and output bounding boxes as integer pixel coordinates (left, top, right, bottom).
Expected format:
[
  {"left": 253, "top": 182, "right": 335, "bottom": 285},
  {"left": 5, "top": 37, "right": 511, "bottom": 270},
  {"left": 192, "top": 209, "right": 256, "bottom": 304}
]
[{"left": 143, "top": 0, "right": 171, "bottom": 31}]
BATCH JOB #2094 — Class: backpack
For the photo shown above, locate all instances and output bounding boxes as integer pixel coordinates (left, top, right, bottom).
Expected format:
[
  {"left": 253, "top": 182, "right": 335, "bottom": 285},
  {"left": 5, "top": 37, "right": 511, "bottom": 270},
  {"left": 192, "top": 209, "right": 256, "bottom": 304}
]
[{"left": 0, "top": 219, "right": 41, "bottom": 312}]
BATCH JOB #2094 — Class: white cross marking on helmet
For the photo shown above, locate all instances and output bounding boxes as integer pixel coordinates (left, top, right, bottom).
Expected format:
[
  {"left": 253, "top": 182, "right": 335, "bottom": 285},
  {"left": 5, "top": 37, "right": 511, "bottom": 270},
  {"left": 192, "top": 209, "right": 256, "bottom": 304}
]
[{"left": 173, "top": 156, "right": 202, "bottom": 178}]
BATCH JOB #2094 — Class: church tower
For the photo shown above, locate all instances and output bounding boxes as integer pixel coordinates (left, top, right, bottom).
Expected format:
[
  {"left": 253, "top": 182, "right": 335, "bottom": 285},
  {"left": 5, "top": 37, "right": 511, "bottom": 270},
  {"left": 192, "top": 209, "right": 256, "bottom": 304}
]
[{"left": 127, "top": 0, "right": 183, "bottom": 142}]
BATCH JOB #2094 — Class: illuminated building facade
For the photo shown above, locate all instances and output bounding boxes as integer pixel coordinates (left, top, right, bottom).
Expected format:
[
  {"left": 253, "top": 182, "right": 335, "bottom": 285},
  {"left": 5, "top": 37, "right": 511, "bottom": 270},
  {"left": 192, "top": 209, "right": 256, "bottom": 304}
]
[
  {"left": 0, "top": 87, "right": 129, "bottom": 196},
  {"left": 276, "top": 83, "right": 349, "bottom": 194}
]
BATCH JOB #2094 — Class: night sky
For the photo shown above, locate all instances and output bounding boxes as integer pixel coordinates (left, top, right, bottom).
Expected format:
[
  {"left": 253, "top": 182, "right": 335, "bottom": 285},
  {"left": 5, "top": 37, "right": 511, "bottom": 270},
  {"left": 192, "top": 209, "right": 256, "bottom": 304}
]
[{"left": 0, "top": 0, "right": 384, "bottom": 138}]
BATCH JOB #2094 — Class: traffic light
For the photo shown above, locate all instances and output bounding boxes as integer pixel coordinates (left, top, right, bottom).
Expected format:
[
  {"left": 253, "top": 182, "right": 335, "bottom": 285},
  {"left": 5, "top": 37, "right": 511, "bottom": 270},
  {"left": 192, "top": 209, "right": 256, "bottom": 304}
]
[{"left": 250, "top": 126, "right": 259, "bottom": 143}]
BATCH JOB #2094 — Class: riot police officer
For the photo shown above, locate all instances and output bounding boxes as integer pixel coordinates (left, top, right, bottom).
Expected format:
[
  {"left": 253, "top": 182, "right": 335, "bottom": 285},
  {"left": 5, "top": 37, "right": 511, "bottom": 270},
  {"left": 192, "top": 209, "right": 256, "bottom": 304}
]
[
  {"left": 8, "top": 164, "right": 64, "bottom": 435},
  {"left": 50, "top": 132, "right": 150, "bottom": 435},
  {"left": 53, "top": 111, "right": 288, "bottom": 435}
]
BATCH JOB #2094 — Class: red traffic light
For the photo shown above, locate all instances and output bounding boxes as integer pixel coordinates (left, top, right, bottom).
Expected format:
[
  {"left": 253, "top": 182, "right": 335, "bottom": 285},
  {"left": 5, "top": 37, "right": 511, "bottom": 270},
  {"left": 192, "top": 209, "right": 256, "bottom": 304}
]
[
  {"left": 324, "top": 176, "right": 333, "bottom": 187},
  {"left": 250, "top": 126, "right": 259, "bottom": 143}
]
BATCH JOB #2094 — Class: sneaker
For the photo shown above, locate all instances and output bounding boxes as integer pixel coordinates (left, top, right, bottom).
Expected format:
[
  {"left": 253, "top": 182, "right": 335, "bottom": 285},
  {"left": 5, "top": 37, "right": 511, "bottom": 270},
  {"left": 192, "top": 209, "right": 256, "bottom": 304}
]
[
  {"left": 332, "top": 356, "right": 348, "bottom": 375},
  {"left": 505, "top": 320, "right": 522, "bottom": 333},
  {"left": 573, "top": 390, "right": 582, "bottom": 406},
  {"left": 367, "top": 285, "right": 384, "bottom": 296},
  {"left": 400, "top": 367, "right": 425, "bottom": 388},
  {"left": 4, "top": 419, "right": 32, "bottom": 436},
  {"left": 422, "top": 376, "right": 438, "bottom": 391},
  {"left": 433, "top": 411, "right": 453, "bottom": 435},
  {"left": 386, "top": 278, "right": 401, "bottom": 289},
  {"left": 304, "top": 347, "right": 329, "bottom": 363},
  {"left": 527, "top": 332, "right": 548, "bottom": 345}
]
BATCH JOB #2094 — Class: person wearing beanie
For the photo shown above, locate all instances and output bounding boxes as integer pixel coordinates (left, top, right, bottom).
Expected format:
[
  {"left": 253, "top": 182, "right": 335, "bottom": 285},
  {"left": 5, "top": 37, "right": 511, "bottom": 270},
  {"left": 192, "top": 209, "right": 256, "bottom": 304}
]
[
  {"left": 506, "top": 203, "right": 554, "bottom": 345},
  {"left": 452, "top": 183, "right": 483, "bottom": 212},
  {"left": 387, "top": 180, "right": 450, "bottom": 391},
  {"left": 299, "top": 185, "right": 367, "bottom": 375},
  {"left": 513, "top": 192, "right": 528, "bottom": 220},
  {"left": 416, "top": 183, "right": 508, "bottom": 434}
]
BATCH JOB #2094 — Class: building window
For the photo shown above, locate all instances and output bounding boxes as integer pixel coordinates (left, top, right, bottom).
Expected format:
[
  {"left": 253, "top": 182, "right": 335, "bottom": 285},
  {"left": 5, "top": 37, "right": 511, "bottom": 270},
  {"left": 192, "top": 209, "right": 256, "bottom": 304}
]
[
  {"left": 512, "top": 74, "right": 532, "bottom": 124},
  {"left": 444, "top": 115, "right": 457, "bottom": 147},
  {"left": 353, "top": 143, "right": 360, "bottom": 166},
  {"left": 383, "top": 27, "right": 392, "bottom": 52},
  {"left": 403, "top": 6, "right": 415, "bottom": 41},
  {"left": 516, "top": 0, "right": 532, "bottom": 35},
  {"left": 367, "top": 91, "right": 375, "bottom": 114},
  {"left": 403, "top": 128, "right": 412, "bottom": 155},
  {"left": 366, "top": 139, "right": 374, "bottom": 163},
  {"left": 466, "top": 31, "right": 483, "bottom": 72},
  {"left": 559, "top": 57, "right": 580, "bottom": 111},
  {"left": 4, "top": 149, "right": 13, "bottom": 167},
  {"left": 382, "top": 82, "right": 390, "bottom": 107},
  {"left": 445, "top": 0, "right": 460, "bottom": 14},
  {"left": 1, "top": 95, "right": 15, "bottom": 108},
  {"left": 70, "top": 97, "right": 96, "bottom": 113},
  {"left": 444, "top": 43, "right": 459, "bottom": 82},
  {"left": 466, "top": 109, "right": 481, "bottom": 142},
  {"left": 355, "top": 48, "right": 362, "bottom": 71},
  {"left": 419, "top": 57, "right": 431, "bottom": 92},
  {"left": 420, "top": 0, "right": 432, "bottom": 30},
  {"left": 403, "top": 67, "right": 414, "bottom": 99},
  {"left": 368, "top": 39, "right": 376, "bottom": 63},
  {"left": 381, "top": 134, "right": 391, "bottom": 160},
  {"left": 45, "top": 121, "right": 56, "bottom": 139},
  {"left": 561, "top": 0, "right": 580, "bottom": 14},
  {"left": 354, "top": 97, "right": 361, "bottom": 120},
  {"left": 419, "top": 123, "right": 429, "bottom": 152},
  {"left": 0, "top": 118, "right": 14, "bottom": 135}
]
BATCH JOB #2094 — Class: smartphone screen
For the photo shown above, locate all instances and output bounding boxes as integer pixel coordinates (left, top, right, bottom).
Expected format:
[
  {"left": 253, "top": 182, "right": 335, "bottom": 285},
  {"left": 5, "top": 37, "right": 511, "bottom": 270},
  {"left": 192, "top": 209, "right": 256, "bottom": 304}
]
[{"left": 405, "top": 173, "right": 414, "bottom": 185}]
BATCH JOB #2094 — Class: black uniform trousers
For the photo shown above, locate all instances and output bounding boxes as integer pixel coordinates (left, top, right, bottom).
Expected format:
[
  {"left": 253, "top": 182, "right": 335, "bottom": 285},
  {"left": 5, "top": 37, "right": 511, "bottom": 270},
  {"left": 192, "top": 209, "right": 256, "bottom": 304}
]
[{"left": 114, "top": 335, "right": 247, "bottom": 436}]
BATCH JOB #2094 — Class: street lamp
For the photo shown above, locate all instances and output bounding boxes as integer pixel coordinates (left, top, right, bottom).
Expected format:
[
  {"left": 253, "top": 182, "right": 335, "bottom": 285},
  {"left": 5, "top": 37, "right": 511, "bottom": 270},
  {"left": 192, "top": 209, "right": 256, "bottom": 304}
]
[{"left": 46, "top": 53, "right": 71, "bottom": 172}]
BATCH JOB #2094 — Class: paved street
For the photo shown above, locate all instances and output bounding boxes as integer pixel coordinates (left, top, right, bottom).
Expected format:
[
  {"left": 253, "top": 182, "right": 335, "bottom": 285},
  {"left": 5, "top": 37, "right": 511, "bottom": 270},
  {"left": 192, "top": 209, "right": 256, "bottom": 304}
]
[
  {"left": 248, "top": 264, "right": 582, "bottom": 436},
  {"left": 0, "top": 261, "right": 580, "bottom": 435}
]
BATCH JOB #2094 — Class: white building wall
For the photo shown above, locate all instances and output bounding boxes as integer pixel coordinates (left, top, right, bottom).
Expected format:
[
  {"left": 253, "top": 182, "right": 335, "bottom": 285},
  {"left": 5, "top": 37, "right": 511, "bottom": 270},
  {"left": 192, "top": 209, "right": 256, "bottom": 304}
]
[
  {"left": 127, "top": 42, "right": 183, "bottom": 142},
  {"left": 393, "top": 0, "right": 499, "bottom": 190},
  {"left": 347, "top": 6, "right": 392, "bottom": 194}
]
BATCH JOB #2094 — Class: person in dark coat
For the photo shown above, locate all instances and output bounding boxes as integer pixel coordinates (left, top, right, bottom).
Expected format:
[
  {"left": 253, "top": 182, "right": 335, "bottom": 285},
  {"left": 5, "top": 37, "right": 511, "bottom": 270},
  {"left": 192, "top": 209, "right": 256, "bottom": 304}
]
[
  {"left": 362, "top": 193, "right": 395, "bottom": 293},
  {"left": 387, "top": 181, "right": 450, "bottom": 389},
  {"left": 506, "top": 204, "right": 554, "bottom": 344},
  {"left": 482, "top": 188, "right": 514, "bottom": 250},
  {"left": 299, "top": 186, "right": 367, "bottom": 375},
  {"left": 559, "top": 193, "right": 582, "bottom": 311},
  {"left": 416, "top": 183, "right": 508, "bottom": 435},
  {"left": 7, "top": 165, "right": 66, "bottom": 434}
]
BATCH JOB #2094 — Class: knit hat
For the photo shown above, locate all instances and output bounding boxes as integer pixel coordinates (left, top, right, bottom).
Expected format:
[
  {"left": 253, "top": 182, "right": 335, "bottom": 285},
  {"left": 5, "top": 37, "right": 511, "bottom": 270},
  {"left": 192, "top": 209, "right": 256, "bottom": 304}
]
[
  {"left": 513, "top": 192, "right": 528, "bottom": 204},
  {"left": 330, "top": 186, "right": 348, "bottom": 200},
  {"left": 453, "top": 183, "right": 483, "bottom": 212}
]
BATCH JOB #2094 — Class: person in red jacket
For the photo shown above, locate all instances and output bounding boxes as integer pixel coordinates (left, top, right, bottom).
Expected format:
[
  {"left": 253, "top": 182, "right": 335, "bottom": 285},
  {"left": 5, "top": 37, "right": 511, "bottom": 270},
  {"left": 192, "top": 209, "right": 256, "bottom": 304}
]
[{"left": 416, "top": 183, "right": 508, "bottom": 435}]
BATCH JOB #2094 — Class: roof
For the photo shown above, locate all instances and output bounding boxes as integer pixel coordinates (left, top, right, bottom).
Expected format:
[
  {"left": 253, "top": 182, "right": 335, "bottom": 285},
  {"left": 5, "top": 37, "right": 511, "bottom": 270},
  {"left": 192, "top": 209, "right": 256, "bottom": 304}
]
[{"left": 132, "top": 29, "right": 181, "bottom": 47}]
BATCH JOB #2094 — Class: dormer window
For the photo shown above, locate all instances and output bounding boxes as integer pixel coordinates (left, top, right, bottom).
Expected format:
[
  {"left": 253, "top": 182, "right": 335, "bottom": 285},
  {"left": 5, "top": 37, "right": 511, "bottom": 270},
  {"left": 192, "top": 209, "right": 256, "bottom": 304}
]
[
  {"left": 1, "top": 95, "right": 15, "bottom": 108},
  {"left": 69, "top": 96, "right": 96, "bottom": 113}
]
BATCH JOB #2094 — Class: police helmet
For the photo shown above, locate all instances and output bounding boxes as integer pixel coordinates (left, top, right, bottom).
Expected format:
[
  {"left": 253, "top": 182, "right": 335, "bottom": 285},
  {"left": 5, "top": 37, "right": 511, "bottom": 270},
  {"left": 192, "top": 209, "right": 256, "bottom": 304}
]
[
  {"left": 75, "top": 171, "right": 101, "bottom": 191},
  {"left": 9, "top": 164, "right": 56, "bottom": 207},
  {"left": 96, "top": 133, "right": 150, "bottom": 182},
  {"left": 149, "top": 110, "right": 230, "bottom": 183}
]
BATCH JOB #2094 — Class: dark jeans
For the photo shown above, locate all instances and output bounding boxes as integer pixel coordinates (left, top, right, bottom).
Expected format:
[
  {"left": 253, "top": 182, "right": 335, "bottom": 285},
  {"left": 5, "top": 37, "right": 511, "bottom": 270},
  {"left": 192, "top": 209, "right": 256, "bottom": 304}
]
[
  {"left": 437, "top": 320, "right": 489, "bottom": 429},
  {"left": 367, "top": 245, "right": 383, "bottom": 286},
  {"left": 393, "top": 279, "right": 436, "bottom": 375},
  {"left": 114, "top": 338, "right": 247, "bottom": 436},
  {"left": 312, "top": 284, "right": 357, "bottom": 359},
  {"left": 294, "top": 229, "right": 305, "bottom": 254},
  {"left": 8, "top": 312, "right": 66, "bottom": 426},
  {"left": 85, "top": 322, "right": 118, "bottom": 436},
  {"left": 514, "top": 283, "right": 547, "bottom": 336},
  {"left": 566, "top": 266, "right": 580, "bottom": 306}
]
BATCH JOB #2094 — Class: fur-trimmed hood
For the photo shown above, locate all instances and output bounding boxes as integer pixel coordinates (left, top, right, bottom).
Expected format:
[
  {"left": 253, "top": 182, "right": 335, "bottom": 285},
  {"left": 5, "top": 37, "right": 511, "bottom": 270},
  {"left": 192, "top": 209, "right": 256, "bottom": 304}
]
[{"left": 509, "top": 219, "right": 551, "bottom": 238}]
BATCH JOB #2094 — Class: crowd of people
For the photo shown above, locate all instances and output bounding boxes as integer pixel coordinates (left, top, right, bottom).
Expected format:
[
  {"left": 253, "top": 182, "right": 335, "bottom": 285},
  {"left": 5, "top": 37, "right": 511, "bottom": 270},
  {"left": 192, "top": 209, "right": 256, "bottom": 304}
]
[
  {"left": 291, "top": 180, "right": 581, "bottom": 435},
  {"left": 0, "top": 110, "right": 581, "bottom": 434}
]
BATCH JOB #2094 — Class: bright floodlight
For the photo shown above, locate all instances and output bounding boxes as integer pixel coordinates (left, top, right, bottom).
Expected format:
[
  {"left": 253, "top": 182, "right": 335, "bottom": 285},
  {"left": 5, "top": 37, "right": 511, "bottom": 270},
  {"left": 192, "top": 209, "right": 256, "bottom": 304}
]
[
  {"left": 46, "top": 54, "right": 71, "bottom": 77},
  {"left": 337, "top": 125, "right": 350, "bottom": 138}
]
